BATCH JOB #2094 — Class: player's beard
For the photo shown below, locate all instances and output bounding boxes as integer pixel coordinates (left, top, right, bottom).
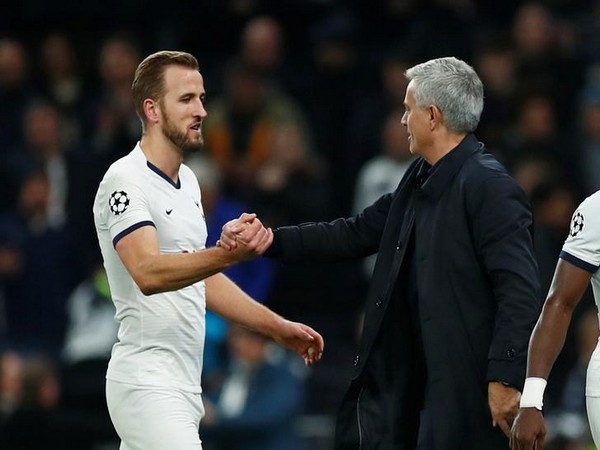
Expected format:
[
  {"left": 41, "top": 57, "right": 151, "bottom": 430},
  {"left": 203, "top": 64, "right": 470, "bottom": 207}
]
[{"left": 162, "top": 114, "right": 203, "bottom": 154}]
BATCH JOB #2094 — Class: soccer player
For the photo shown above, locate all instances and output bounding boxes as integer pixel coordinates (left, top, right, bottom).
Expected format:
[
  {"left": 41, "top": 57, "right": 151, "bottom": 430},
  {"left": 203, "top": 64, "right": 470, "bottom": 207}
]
[
  {"left": 92, "top": 50, "right": 323, "bottom": 450},
  {"left": 511, "top": 190, "right": 600, "bottom": 450}
]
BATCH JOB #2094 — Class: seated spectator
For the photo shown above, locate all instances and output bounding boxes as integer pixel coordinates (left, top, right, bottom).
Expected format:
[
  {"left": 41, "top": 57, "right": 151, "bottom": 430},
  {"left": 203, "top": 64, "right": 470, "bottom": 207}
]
[
  {"left": 0, "top": 38, "right": 36, "bottom": 158},
  {"left": 5, "top": 101, "right": 72, "bottom": 226},
  {"left": 239, "top": 16, "right": 285, "bottom": 84},
  {"left": 353, "top": 110, "right": 415, "bottom": 277},
  {"left": 203, "top": 59, "right": 312, "bottom": 201},
  {"left": 82, "top": 35, "right": 141, "bottom": 166},
  {"left": 37, "top": 33, "right": 88, "bottom": 147},
  {"left": 575, "top": 80, "right": 600, "bottom": 194},
  {"left": 0, "top": 170, "right": 81, "bottom": 357},
  {"left": 62, "top": 264, "right": 117, "bottom": 366},
  {"left": 0, "top": 355, "right": 108, "bottom": 449},
  {"left": 60, "top": 263, "right": 119, "bottom": 446},
  {"left": 0, "top": 351, "right": 22, "bottom": 428},
  {"left": 346, "top": 51, "right": 413, "bottom": 185},
  {"left": 253, "top": 123, "right": 332, "bottom": 226},
  {"left": 201, "top": 324, "right": 307, "bottom": 450}
]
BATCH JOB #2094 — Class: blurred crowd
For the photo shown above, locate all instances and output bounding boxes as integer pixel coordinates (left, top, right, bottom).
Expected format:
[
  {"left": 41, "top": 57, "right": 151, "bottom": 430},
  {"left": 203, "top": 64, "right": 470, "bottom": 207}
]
[{"left": 1, "top": 0, "right": 600, "bottom": 448}]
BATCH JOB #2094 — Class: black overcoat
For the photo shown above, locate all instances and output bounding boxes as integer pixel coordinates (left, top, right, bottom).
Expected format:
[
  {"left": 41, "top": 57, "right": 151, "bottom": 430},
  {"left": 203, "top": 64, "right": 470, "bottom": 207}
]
[{"left": 268, "top": 134, "right": 542, "bottom": 449}]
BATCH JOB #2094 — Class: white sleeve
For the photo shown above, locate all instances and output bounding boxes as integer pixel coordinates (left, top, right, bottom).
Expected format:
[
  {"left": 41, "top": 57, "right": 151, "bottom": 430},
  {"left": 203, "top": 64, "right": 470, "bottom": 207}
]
[
  {"left": 560, "top": 193, "right": 600, "bottom": 273},
  {"left": 99, "top": 170, "right": 154, "bottom": 247}
]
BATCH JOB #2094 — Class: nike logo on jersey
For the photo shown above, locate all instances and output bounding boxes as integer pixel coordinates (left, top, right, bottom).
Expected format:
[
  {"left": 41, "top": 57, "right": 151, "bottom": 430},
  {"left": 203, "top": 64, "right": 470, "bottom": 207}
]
[{"left": 166, "top": 209, "right": 173, "bottom": 215}]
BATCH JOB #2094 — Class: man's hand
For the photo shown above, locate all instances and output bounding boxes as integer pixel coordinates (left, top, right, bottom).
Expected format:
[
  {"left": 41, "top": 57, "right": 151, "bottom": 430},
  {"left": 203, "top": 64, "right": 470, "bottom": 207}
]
[
  {"left": 218, "top": 213, "right": 271, "bottom": 253},
  {"left": 270, "top": 319, "right": 324, "bottom": 367},
  {"left": 222, "top": 213, "right": 273, "bottom": 261},
  {"left": 510, "top": 408, "right": 546, "bottom": 450},
  {"left": 488, "top": 381, "right": 521, "bottom": 437}
]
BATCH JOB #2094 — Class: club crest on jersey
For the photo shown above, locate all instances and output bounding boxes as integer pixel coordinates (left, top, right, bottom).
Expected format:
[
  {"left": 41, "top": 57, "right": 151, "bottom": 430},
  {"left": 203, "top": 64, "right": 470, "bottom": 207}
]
[
  {"left": 569, "top": 211, "right": 584, "bottom": 237},
  {"left": 109, "top": 190, "right": 130, "bottom": 215}
]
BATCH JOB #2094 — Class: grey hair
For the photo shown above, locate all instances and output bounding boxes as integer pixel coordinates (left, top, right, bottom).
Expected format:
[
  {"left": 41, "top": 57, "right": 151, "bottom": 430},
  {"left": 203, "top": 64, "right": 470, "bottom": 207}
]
[{"left": 405, "top": 57, "right": 484, "bottom": 133}]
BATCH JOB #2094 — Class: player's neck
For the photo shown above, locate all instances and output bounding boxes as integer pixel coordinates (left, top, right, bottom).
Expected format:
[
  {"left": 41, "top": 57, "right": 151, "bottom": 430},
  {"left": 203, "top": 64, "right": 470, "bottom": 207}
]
[{"left": 139, "top": 132, "right": 183, "bottom": 182}]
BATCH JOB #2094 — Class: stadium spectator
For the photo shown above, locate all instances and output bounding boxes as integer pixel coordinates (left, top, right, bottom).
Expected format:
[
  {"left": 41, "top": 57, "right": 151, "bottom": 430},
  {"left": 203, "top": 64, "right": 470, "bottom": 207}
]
[
  {"left": 203, "top": 58, "right": 312, "bottom": 201},
  {"left": 0, "top": 170, "right": 81, "bottom": 357},
  {"left": 352, "top": 109, "right": 415, "bottom": 278},
  {"left": 201, "top": 324, "right": 307, "bottom": 450}
]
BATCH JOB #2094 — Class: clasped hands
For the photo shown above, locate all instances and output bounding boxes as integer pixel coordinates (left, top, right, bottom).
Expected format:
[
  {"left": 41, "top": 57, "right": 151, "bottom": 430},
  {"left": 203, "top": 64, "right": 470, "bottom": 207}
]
[{"left": 217, "top": 213, "right": 273, "bottom": 259}]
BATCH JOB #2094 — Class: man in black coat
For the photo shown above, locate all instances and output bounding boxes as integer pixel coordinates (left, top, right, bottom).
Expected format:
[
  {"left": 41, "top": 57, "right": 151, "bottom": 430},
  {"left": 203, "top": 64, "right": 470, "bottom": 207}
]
[{"left": 220, "top": 57, "right": 542, "bottom": 450}]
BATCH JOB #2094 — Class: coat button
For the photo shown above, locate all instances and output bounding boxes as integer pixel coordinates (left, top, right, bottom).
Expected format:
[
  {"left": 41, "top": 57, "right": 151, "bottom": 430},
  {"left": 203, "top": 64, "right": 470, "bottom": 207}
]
[
  {"left": 506, "top": 348, "right": 516, "bottom": 359},
  {"left": 353, "top": 355, "right": 360, "bottom": 367},
  {"left": 375, "top": 299, "right": 382, "bottom": 308},
  {"left": 396, "top": 242, "right": 402, "bottom": 251}
]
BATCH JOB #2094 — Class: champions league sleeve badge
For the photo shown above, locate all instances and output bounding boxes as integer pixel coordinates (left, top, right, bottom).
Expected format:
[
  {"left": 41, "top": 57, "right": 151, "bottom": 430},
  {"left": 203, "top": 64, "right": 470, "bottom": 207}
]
[
  {"left": 569, "top": 211, "right": 584, "bottom": 237},
  {"left": 109, "top": 190, "right": 130, "bottom": 215}
]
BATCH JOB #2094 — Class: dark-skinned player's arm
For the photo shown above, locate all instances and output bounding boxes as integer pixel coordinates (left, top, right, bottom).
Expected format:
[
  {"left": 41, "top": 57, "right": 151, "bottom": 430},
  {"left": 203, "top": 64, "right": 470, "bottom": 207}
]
[{"left": 510, "top": 259, "right": 592, "bottom": 450}]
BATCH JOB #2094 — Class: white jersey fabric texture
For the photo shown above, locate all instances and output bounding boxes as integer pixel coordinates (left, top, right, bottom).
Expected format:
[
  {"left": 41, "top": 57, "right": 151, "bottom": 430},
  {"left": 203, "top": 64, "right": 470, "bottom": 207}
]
[
  {"left": 93, "top": 142, "right": 208, "bottom": 394},
  {"left": 560, "top": 190, "right": 600, "bottom": 397}
]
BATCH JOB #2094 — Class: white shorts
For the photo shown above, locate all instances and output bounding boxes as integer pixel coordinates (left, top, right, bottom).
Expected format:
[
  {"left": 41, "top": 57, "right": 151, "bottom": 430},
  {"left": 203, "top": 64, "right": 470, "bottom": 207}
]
[
  {"left": 587, "top": 396, "right": 600, "bottom": 447},
  {"left": 106, "top": 379, "right": 205, "bottom": 450}
]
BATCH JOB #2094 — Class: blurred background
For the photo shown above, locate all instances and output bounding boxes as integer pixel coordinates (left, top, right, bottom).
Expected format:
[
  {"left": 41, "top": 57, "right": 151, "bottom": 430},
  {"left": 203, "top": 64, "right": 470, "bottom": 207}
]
[{"left": 0, "top": 0, "right": 599, "bottom": 449}]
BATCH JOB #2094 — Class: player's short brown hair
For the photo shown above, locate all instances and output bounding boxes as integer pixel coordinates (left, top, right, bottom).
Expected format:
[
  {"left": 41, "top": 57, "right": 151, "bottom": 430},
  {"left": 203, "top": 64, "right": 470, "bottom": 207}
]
[{"left": 131, "top": 50, "right": 199, "bottom": 125}]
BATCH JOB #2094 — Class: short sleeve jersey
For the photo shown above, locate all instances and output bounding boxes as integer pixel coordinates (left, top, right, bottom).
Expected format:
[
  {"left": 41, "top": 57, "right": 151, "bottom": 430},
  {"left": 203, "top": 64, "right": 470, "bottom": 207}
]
[
  {"left": 560, "top": 190, "right": 600, "bottom": 396},
  {"left": 93, "top": 143, "right": 208, "bottom": 393}
]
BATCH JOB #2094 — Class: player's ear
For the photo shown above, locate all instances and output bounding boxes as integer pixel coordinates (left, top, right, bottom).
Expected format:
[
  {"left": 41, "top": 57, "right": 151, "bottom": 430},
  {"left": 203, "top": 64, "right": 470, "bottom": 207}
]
[{"left": 144, "top": 99, "right": 160, "bottom": 124}]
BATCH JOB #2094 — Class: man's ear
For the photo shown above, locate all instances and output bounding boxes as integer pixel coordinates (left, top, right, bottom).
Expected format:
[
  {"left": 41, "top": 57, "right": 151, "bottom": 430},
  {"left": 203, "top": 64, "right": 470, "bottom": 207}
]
[
  {"left": 429, "top": 104, "right": 443, "bottom": 129},
  {"left": 143, "top": 99, "right": 160, "bottom": 124}
]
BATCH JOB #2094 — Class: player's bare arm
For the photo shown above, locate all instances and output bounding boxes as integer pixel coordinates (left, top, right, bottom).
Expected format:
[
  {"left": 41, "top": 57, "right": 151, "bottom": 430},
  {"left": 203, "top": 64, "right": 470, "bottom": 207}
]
[
  {"left": 510, "top": 259, "right": 592, "bottom": 450},
  {"left": 205, "top": 273, "right": 324, "bottom": 366},
  {"left": 115, "top": 218, "right": 272, "bottom": 295}
]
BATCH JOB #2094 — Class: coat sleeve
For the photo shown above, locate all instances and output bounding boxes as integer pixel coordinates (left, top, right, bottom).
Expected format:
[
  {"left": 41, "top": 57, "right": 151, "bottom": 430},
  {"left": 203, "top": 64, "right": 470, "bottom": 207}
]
[
  {"left": 265, "top": 192, "right": 393, "bottom": 262},
  {"left": 468, "top": 174, "right": 542, "bottom": 390}
]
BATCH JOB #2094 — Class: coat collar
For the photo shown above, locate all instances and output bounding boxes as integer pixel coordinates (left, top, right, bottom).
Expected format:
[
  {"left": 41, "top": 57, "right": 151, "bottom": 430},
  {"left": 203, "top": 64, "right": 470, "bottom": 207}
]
[{"left": 416, "top": 133, "right": 483, "bottom": 200}]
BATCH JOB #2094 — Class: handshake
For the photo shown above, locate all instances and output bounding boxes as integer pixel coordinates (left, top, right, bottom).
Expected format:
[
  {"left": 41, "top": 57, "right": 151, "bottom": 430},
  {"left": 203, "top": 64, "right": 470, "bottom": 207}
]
[{"left": 217, "top": 213, "right": 273, "bottom": 260}]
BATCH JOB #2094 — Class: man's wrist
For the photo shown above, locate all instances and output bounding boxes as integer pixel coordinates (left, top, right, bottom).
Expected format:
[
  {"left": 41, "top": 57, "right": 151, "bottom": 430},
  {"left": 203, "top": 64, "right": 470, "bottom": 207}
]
[{"left": 519, "top": 377, "right": 547, "bottom": 411}]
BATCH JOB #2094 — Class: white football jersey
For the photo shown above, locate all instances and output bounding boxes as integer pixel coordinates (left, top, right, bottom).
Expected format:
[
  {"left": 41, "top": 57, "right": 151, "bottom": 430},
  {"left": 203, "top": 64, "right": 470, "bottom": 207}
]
[
  {"left": 560, "top": 190, "right": 600, "bottom": 396},
  {"left": 93, "top": 143, "right": 208, "bottom": 393}
]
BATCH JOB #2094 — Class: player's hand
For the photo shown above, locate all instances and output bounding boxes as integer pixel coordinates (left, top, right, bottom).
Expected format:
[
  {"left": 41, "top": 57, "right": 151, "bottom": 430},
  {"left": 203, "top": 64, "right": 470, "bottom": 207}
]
[
  {"left": 229, "top": 217, "right": 272, "bottom": 260},
  {"left": 510, "top": 407, "right": 546, "bottom": 450},
  {"left": 271, "top": 319, "right": 324, "bottom": 367},
  {"left": 488, "top": 381, "right": 520, "bottom": 437},
  {"left": 219, "top": 213, "right": 272, "bottom": 261},
  {"left": 217, "top": 212, "right": 257, "bottom": 250}
]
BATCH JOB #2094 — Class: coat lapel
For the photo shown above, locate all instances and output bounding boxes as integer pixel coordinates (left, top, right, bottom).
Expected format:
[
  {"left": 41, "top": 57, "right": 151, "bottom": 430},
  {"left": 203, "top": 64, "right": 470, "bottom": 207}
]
[{"left": 419, "top": 134, "right": 483, "bottom": 201}]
